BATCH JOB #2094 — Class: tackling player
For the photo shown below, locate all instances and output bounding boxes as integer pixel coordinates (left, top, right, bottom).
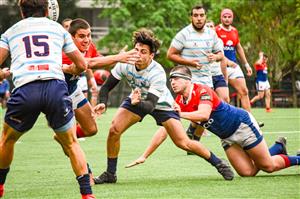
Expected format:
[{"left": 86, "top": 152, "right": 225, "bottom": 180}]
[{"left": 127, "top": 65, "right": 300, "bottom": 177}]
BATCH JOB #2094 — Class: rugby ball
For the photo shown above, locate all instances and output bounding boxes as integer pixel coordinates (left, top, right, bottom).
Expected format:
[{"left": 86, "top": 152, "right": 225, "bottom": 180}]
[
  {"left": 48, "top": 0, "right": 59, "bottom": 21},
  {"left": 94, "top": 70, "right": 110, "bottom": 85}
]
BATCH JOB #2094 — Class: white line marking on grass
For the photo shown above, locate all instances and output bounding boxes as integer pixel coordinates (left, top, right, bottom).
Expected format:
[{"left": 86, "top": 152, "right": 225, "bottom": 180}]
[{"left": 263, "top": 131, "right": 300, "bottom": 134}]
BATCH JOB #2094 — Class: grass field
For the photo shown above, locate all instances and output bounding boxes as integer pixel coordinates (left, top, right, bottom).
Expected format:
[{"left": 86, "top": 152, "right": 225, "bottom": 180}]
[{"left": 1, "top": 108, "right": 299, "bottom": 199}]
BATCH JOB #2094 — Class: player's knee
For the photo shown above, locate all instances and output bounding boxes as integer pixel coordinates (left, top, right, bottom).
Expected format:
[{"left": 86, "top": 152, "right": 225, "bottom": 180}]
[
  {"left": 237, "top": 169, "right": 257, "bottom": 177},
  {"left": 173, "top": 138, "right": 189, "bottom": 150},
  {"left": 108, "top": 125, "right": 122, "bottom": 138},
  {"left": 239, "top": 87, "right": 249, "bottom": 96},
  {"left": 259, "top": 164, "right": 275, "bottom": 173},
  {"left": 86, "top": 124, "right": 98, "bottom": 136}
]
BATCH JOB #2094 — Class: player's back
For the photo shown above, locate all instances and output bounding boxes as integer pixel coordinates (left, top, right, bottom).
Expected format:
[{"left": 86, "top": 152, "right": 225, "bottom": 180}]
[{"left": 0, "top": 17, "right": 74, "bottom": 88}]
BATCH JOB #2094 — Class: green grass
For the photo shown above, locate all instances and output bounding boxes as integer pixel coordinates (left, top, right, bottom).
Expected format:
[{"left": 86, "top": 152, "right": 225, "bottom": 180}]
[{"left": 1, "top": 108, "right": 299, "bottom": 198}]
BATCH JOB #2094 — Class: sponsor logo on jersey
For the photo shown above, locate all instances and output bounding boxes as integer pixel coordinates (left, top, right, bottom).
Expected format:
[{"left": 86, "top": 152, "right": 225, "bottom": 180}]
[
  {"left": 226, "top": 40, "right": 233, "bottom": 46},
  {"left": 200, "top": 94, "right": 211, "bottom": 101},
  {"left": 224, "top": 46, "right": 235, "bottom": 51}
]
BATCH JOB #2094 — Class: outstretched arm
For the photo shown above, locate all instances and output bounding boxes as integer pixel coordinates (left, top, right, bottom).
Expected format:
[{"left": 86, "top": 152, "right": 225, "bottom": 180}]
[
  {"left": 125, "top": 127, "right": 168, "bottom": 168},
  {"left": 88, "top": 49, "right": 139, "bottom": 69}
]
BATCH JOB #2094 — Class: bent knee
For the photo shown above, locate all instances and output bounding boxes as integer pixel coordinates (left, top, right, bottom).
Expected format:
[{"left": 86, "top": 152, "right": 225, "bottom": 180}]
[
  {"left": 238, "top": 87, "right": 249, "bottom": 96},
  {"left": 173, "top": 139, "right": 190, "bottom": 150},
  {"left": 259, "top": 164, "right": 275, "bottom": 173},
  {"left": 237, "top": 169, "right": 257, "bottom": 177}
]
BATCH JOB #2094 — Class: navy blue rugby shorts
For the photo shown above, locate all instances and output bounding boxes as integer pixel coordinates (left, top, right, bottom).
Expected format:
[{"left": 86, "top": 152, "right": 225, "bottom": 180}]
[{"left": 5, "top": 80, "right": 74, "bottom": 132}]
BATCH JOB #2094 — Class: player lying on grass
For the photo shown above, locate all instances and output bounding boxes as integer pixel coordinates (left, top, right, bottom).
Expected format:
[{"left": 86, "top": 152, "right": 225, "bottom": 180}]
[
  {"left": 92, "top": 28, "right": 234, "bottom": 184},
  {"left": 126, "top": 65, "right": 300, "bottom": 177}
]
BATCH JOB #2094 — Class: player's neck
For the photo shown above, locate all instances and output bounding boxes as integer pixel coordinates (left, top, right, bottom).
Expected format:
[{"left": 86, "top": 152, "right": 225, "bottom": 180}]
[
  {"left": 221, "top": 24, "right": 231, "bottom": 30},
  {"left": 182, "top": 84, "right": 193, "bottom": 101}
]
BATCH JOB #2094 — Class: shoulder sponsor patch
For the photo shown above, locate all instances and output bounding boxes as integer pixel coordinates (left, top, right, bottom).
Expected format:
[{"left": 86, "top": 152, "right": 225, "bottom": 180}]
[{"left": 200, "top": 93, "right": 211, "bottom": 101}]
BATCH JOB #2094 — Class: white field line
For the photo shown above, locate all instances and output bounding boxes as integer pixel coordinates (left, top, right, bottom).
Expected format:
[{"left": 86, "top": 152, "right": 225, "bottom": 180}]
[{"left": 263, "top": 130, "right": 300, "bottom": 134}]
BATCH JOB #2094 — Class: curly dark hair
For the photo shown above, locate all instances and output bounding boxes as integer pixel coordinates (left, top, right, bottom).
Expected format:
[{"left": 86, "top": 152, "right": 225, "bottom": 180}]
[{"left": 132, "top": 28, "right": 160, "bottom": 54}]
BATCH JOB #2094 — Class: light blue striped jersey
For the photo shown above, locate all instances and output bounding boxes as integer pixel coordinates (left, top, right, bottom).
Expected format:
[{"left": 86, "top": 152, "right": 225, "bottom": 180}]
[
  {"left": 171, "top": 24, "right": 223, "bottom": 87},
  {"left": 111, "top": 60, "right": 174, "bottom": 111},
  {"left": 0, "top": 17, "right": 77, "bottom": 88}
]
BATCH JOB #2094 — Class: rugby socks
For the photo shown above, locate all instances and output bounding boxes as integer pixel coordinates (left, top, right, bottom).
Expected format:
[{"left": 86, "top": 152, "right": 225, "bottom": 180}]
[
  {"left": 107, "top": 157, "right": 118, "bottom": 174},
  {"left": 279, "top": 154, "right": 300, "bottom": 167},
  {"left": 0, "top": 167, "right": 9, "bottom": 185},
  {"left": 186, "top": 124, "right": 196, "bottom": 139},
  {"left": 207, "top": 152, "right": 221, "bottom": 166},
  {"left": 77, "top": 174, "right": 92, "bottom": 195},
  {"left": 76, "top": 125, "right": 85, "bottom": 138},
  {"left": 269, "top": 143, "right": 284, "bottom": 156},
  {"left": 193, "top": 135, "right": 201, "bottom": 141},
  {"left": 0, "top": 168, "right": 9, "bottom": 197}
]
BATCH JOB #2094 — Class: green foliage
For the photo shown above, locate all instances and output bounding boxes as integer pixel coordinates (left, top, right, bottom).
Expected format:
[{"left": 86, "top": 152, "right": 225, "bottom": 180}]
[
  {"left": 96, "top": 0, "right": 201, "bottom": 67},
  {"left": 95, "top": 0, "right": 299, "bottom": 77}
]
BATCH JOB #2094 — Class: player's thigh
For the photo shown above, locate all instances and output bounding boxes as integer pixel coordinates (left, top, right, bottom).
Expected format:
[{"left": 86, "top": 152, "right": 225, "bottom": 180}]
[
  {"left": 229, "top": 78, "right": 248, "bottom": 93},
  {"left": 162, "top": 118, "right": 187, "bottom": 142},
  {"left": 246, "top": 138, "right": 273, "bottom": 169},
  {"left": 225, "top": 144, "right": 257, "bottom": 176},
  {"left": 257, "top": 91, "right": 265, "bottom": 98},
  {"left": 110, "top": 107, "right": 141, "bottom": 134},
  {"left": 74, "top": 102, "right": 97, "bottom": 131},
  {"left": 215, "top": 87, "right": 230, "bottom": 102}
]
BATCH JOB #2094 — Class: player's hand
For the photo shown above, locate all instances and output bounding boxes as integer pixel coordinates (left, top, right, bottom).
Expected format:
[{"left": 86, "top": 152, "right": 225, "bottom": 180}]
[
  {"left": 0, "top": 67, "right": 11, "bottom": 80},
  {"left": 190, "top": 59, "right": 202, "bottom": 69},
  {"left": 207, "top": 53, "right": 216, "bottom": 63},
  {"left": 125, "top": 156, "right": 146, "bottom": 168},
  {"left": 131, "top": 88, "right": 141, "bottom": 105},
  {"left": 119, "top": 45, "right": 128, "bottom": 53},
  {"left": 173, "top": 102, "right": 181, "bottom": 112},
  {"left": 246, "top": 66, "right": 252, "bottom": 76},
  {"left": 93, "top": 103, "right": 106, "bottom": 116},
  {"left": 118, "top": 49, "right": 140, "bottom": 65}
]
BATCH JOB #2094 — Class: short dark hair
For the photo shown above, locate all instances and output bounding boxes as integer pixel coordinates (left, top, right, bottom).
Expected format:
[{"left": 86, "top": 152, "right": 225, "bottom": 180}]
[
  {"left": 132, "top": 28, "right": 160, "bottom": 54},
  {"left": 62, "top": 18, "right": 72, "bottom": 24},
  {"left": 18, "top": 0, "right": 48, "bottom": 18},
  {"left": 190, "top": 5, "right": 206, "bottom": 16},
  {"left": 170, "top": 65, "right": 192, "bottom": 79},
  {"left": 68, "top": 18, "right": 90, "bottom": 36}
]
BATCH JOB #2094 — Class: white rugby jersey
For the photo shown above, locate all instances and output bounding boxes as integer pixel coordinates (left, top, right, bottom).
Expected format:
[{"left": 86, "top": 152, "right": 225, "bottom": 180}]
[
  {"left": 111, "top": 60, "right": 174, "bottom": 111},
  {"left": 171, "top": 24, "right": 223, "bottom": 87},
  {"left": 0, "top": 17, "right": 77, "bottom": 88}
]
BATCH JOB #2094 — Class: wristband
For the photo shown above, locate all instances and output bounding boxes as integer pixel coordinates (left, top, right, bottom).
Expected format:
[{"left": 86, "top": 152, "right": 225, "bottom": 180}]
[{"left": 244, "top": 63, "right": 250, "bottom": 69}]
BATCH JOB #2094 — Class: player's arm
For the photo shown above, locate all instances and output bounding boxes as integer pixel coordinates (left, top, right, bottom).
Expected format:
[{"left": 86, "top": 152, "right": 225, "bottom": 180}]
[
  {"left": 180, "top": 104, "right": 212, "bottom": 123},
  {"left": 131, "top": 89, "right": 159, "bottom": 114},
  {"left": 0, "top": 48, "right": 10, "bottom": 81},
  {"left": 125, "top": 127, "right": 168, "bottom": 168},
  {"left": 167, "top": 47, "right": 202, "bottom": 69},
  {"left": 94, "top": 74, "right": 120, "bottom": 114},
  {"left": 220, "top": 57, "right": 228, "bottom": 82},
  {"left": 236, "top": 42, "right": 252, "bottom": 76},
  {"left": 88, "top": 49, "right": 139, "bottom": 69},
  {"left": 255, "top": 51, "right": 264, "bottom": 65},
  {"left": 65, "top": 50, "right": 87, "bottom": 75}
]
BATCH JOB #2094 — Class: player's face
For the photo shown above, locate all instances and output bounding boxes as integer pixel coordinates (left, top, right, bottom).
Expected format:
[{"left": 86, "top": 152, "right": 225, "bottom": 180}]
[
  {"left": 63, "top": 21, "right": 71, "bottom": 31},
  {"left": 72, "top": 28, "right": 91, "bottom": 52},
  {"left": 206, "top": 22, "right": 215, "bottom": 30},
  {"left": 221, "top": 14, "right": 233, "bottom": 26},
  {"left": 134, "top": 43, "right": 154, "bottom": 70},
  {"left": 170, "top": 76, "right": 187, "bottom": 94},
  {"left": 191, "top": 8, "right": 206, "bottom": 31}
]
